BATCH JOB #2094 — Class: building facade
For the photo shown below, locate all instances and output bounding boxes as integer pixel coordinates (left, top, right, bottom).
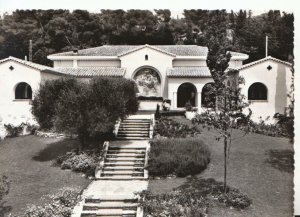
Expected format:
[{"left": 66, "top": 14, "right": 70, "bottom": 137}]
[
  {"left": 47, "top": 44, "right": 249, "bottom": 110},
  {"left": 0, "top": 45, "right": 293, "bottom": 135}
]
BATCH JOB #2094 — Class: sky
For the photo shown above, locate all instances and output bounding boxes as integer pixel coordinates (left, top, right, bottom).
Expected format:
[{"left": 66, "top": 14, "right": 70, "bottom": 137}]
[
  {"left": 0, "top": 0, "right": 295, "bottom": 16},
  {"left": 0, "top": 0, "right": 299, "bottom": 215}
]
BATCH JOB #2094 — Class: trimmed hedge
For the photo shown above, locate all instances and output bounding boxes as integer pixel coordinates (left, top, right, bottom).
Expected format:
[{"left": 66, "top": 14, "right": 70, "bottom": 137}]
[{"left": 147, "top": 138, "right": 210, "bottom": 177}]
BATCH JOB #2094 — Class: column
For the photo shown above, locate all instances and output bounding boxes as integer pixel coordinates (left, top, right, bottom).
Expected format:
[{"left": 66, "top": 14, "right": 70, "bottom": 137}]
[
  {"left": 173, "top": 92, "right": 177, "bottom": 109},
  {"left": 197, "top": 92, "right": 202, "bottom": 110}
]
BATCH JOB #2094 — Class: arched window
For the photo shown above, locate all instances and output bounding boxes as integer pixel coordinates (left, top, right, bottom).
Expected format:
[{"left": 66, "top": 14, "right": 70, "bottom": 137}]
[
  {"left": 248, "top": 82, "right": 268, "bottom": 100},
  {"left": 202, "top": 82, "right": 216, "bottom": 108},
  {"left": 15, "top": 82, "right": 32, "bottom": 99},
  {"left": 145, "top": 55, "right": 148, "bottom": 60},
  {"left": 177, "top": 83, "right": 197, "bottom": 108}
]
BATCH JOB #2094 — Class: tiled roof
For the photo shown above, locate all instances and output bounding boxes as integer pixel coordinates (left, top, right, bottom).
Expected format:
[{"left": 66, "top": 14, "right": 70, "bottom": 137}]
[
  {"left": 0, "top": 56, "right": 53, "bottom": 71},
  {"left": 52, "top": 67, "right": 126, "bottom": 77},
  {"left": 238, "top": 56, "right": 292, "bottom": 70},
  {"left": 167, "top": 67, "right": 211, "bottom": 77},
  {"left": 51, "top": 45, "right": 210, "bottom": 57}
]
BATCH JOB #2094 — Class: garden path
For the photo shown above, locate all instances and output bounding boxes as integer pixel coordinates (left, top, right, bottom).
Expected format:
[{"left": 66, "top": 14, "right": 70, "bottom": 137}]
[{"left": 72, "top": 116, "right": 152, "bottom": 217}]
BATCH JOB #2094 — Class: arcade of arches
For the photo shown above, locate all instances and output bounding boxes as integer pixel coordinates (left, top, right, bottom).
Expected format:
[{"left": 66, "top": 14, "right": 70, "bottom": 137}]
[{"left": 176, "top": 82, "right": 216, "bottom": 109}]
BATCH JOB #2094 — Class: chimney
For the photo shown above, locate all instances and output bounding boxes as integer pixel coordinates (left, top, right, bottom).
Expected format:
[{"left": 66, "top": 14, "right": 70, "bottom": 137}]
[
  {"left": 29, "top": 40, "right": 33, "bottom": 62},
  {"left": 73, "top": 49, "right": 78, "bottom": 55},
  {"left": 265, "top": 35, "right": 268, "bottom": 57}
]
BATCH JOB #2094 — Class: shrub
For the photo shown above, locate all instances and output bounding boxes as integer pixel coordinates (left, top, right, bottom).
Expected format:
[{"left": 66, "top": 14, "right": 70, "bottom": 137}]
[
  {"left": 4, "top": 123, "right": 25, "bottom": 137},
  {"left": 154, "top": 117, "right": 200, "bottom": 138},
  {"left": 140, "top": 190, "right": 209, "bottom": 217},
  {"left": 19, "top": 187, "right": 80, "bottom": 217},
  {"left": 32, "top": 77, "right": 78, "bottom": 130},
  {"left": 33, "top": 77, "right": 139, "bottom": 149},
  {"left": 142, "top": 178, "right": 252, "bottom": 216},
  {"left": 56, "top": 149, "right": 99, "bottom": 176},
  {"left": 249, "top": 117, "right": 290, "bottom": 137},
  {"left": 178, "top": 178, "right": 252, "bottom": 210},
  {"left": 148, "top": 138, "right": 210, "bottom": 177},
  {"left": 0, "top": 175, "right": 10, "bottom": 201}
]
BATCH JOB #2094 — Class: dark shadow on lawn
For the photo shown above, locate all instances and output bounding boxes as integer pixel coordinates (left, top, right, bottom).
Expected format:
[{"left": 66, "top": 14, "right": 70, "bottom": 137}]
[
  {"left": 0, "top": 202, "right": 12, "bottom": 217},
  {"left": 265, "top": 149, "right": 294, "bottom": 173},
  {"left": 32, "top": 139, "right": 80, "bottom": 162}
]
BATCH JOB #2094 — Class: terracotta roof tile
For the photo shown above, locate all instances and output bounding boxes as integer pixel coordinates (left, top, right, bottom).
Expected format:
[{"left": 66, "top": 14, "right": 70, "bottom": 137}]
[
  {"left": 167, "top": 67, "right": 211, "bottom": 77},
  {"left": 0, "top": 56, "right": 53, "bottom": 71},
  {"left": 53, "top": 67, "right": 126, "bottom": 77},
  {"left": 52, "top": 45, "right": 210, "bottom": 57}
]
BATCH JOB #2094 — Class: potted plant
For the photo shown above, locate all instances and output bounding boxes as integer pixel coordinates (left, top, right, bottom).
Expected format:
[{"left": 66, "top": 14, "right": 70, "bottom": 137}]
[
  {"left": 162, "top": 99, "right": 171, "bottom": 111},
  {"left": 185, "top": 102, "right": 197, "bottom": 120}
]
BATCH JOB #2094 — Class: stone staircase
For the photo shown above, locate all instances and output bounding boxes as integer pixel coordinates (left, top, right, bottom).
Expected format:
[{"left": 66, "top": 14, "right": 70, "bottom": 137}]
[
  {"left": 97, "top": 146, "right": 148, "bottom": 180},
  {"left": 116, "top": 118, "right": 150, "bottom": 140},
  {"left": 72, "top": 115, "right": 153, "bottom": 217},
  {"left": 80, "top": 198, "right": 141, "bottom": 217}
]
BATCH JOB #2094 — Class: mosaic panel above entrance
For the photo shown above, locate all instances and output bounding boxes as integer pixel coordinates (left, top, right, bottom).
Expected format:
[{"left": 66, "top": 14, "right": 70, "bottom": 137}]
[{"left": 133, "top": 68, "right": 161, "bottom": 97}]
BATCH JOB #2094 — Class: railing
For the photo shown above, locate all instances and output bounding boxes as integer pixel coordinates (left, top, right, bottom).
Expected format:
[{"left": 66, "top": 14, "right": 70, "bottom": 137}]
[
  {"left": 95, "top": 141, "right": 109, "bottom": 179},
  {"left": 149, "top": 113, "right": 155, "bottom": 139}
]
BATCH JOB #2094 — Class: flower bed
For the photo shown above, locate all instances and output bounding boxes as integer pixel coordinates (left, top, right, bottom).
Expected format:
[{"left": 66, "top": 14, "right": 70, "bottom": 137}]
[
  {"left": 154, "top": 117, "right": 200, "bottom": 138},
  {"left": 147, "top": 138, "right": 210, "bottom": 177},
  {"left": 56, "top": 149, "right": 100, "bottom": 177},
  {"left": 142, "top": 178, "right": 252, "bottom": 216}
]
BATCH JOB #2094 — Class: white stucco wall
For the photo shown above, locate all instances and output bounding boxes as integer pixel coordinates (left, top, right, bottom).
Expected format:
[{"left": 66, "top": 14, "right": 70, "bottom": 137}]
[
  {"left": 239, "top": 60, "right": 292, "bottom": 122},
  {"left": 0, "top": 60, "right": 42, "bottom": 128},
  {"left": 53, "top": 60, "right": 73, "bottom": 67},
  {"left": 120, "top": 47, "right": 174, "bottom": 98},
  {"left": 168, "top": 77, "right": 214, "bottom": 109}
]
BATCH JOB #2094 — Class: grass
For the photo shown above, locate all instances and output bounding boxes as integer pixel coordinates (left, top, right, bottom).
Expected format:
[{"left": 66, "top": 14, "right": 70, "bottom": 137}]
[
  {"left": 149, "top": 116, "right": 294, "bottom": 217},
  {"left": 0, "top": 135, "right": 91, "bottom": 217}
]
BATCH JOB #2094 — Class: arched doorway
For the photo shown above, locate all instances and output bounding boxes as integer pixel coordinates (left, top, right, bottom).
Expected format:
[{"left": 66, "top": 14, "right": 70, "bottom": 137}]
[
  {"left": 201, "top": 82, "right": 216, "bottom": 108},
  {"left": 177, "top": 83, "right": 197, "bottom": 108},
  {"left": 133, "top": 67, "right": 161, "bottom": 97}
]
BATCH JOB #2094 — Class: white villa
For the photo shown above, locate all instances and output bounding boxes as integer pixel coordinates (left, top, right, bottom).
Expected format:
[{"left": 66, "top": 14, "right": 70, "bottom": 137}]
[{"left": 0, "top": 44, "right": 293, "bottom": 134}]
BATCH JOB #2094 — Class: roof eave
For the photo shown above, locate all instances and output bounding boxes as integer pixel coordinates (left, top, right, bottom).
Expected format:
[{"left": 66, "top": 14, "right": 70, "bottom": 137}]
[
  {"left": 174, "top": 56, "right": 207, "bottom": 60},
  {"left": 47, "top": 56, "right": 120, "bottom": 60}
]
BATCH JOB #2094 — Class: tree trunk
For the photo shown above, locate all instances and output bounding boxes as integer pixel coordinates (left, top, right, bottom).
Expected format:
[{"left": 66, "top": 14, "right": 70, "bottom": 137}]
[{"left": 224, "top": 136, "right": 228, "bottom": 193}]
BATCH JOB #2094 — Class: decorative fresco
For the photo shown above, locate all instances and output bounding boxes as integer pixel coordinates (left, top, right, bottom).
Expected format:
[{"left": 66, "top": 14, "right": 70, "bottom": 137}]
[{"left": 133, "top": 68, "right": 161, "bottom": 97}]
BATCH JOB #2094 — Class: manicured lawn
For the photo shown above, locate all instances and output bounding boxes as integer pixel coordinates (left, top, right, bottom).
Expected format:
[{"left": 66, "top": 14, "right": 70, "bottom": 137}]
[
  {"left": 149, "top": 116, "right": 294, "bottom": 217},
  {"left": 0, "top": 136, "right": 91, "bottom": 217}
]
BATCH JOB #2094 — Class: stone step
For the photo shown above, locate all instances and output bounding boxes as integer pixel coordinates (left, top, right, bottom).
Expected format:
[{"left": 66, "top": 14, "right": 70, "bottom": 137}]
[
  {"left": 119, "top": 124, "right": 149, "bottom": 129},
  {"left": 104, "top": 166, "right": 144, "bottom": 170},
  {"left": 120, "top": 122, "right": 150, "bottom": 125},
  {"left": 85, "top": 199, "right": 138, "bottom": 203},
  {"left": 109, "top": 147, "right": 146, "bottom": 150},
  {"left": 104, "top": 162, "right": 144, "bottom": 166},
  {"left": 107, "top": 150, "right": 145, "bottom": 154},
  {"left": 118, "top": 127, "right": 149, "bottom": 132},
  {"left": 105, "top": 157, "right": 145, "bottom": 162},
  {"left": 83, "top": 202, "right": 138, "bottom": 209},
  {"left": 97, "top": 176, "right": 146, "bottom": 180},
  {"left": 115, "top": 137, "right": 149, "bottom": 140},
  {"left": 117, "top": 134, "right": 149, "bottom": 137},
  {"left": 122, "top": 120, "right": 150, "bottom": 123},
  {"left": 81, "top": 209, "right": 136, "bottom": 216},
  {"left": 118, "top": 131, "right": 149, "bottom": 134},
  {"left": 101, "top": 171, "right": 144, "bottom": 175},
  {"left": 106, "top": 153, "right": 145, "bottom": 158}
]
